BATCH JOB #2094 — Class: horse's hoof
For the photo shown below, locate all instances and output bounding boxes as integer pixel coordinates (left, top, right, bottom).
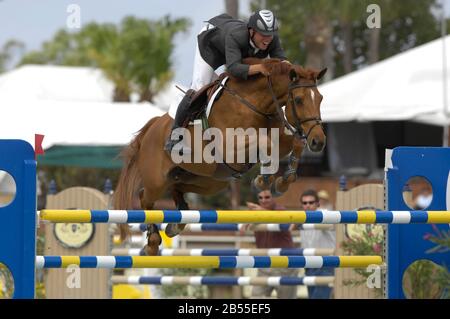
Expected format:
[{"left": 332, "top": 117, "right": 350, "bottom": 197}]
[
  {"left": 252, "top": 176, "right": 268, "bottom": 192},
  {"left": 270, "top": 180, "right": 284, "bottom": 198},
  {"left": 165, "top": 223, "right": 185, "bottom": 237}
]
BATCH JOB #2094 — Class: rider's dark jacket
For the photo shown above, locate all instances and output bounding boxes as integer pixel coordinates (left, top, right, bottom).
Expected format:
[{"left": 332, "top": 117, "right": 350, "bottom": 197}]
[{"left": 197, "top": 14, "right": 287, "bottom": 80}]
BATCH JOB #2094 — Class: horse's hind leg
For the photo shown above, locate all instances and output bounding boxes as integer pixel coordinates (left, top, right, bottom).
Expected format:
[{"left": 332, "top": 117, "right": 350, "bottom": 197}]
[
  {"left": 164, "top": 189, "right": 188, "bottom": 238},
  {"left": 140, "top": 188, "right": 163, "bottom": 256}
]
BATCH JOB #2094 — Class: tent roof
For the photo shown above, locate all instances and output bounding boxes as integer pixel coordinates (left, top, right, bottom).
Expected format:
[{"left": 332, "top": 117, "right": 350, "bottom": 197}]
[
  {"left": 0, "top": 98, "right": 164, "bottom": 149},
  {"left": 0, "top": 64, "right": 172, "bottom": 150},
  {"left": 320, "top": 36, "right": 450, "bottom": 126},
  {"left": 0, "top": 64, "right": 113, "bottom": 102}
]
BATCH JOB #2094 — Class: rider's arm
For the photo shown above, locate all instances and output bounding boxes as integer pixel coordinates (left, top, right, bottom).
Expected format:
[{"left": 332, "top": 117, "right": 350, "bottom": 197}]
[
  {"left": 248, "top": 64, "right": 270, "bottom": 76},
  {"left": 225, "top": 32, "right": 251, "bottom": 79},
  {"left": 225, "top": 32, "right": 271, "bottom": 78}
]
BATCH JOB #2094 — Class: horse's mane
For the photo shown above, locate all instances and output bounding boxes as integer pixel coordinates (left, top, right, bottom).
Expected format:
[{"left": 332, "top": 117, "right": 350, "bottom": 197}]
[{"left": 241, "top": 58, "right": 317, "bottom": 81}]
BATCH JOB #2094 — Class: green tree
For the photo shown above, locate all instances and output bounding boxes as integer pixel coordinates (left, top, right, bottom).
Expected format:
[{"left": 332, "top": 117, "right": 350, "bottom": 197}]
[
  {"left": 252, "top": 0, "right": 441, "bottom": 79},
  {"left": 349, "top": 0, "right": 440, "bottom": 69},
  {"left": 18, "top": 16, "right": 190, "bottom": 102}
]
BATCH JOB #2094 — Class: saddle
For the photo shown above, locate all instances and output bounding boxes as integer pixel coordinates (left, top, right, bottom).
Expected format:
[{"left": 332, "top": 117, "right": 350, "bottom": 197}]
[{"left": 184, "top": 73, "right": 228, "bottom": 126}]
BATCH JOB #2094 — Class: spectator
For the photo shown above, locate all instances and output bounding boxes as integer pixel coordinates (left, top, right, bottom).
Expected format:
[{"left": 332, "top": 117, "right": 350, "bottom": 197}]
[
  {"left": 413, "top": 188, "right": 433, "bottom": 210},
  {"left": 244, "top": 189, "right": 298, "bottom": 299},
  {"left": 292, "top": 189, "right": 336, "bottom": 299}
]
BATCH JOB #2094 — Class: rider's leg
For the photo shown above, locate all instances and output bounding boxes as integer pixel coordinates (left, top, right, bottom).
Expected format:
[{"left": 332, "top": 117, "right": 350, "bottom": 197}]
[
  {"left": 191, "top": 37, "right": 216, "bottom": 91},
  {"left": 164, "top": 89, "right": 195, "bottom": 151},
  {"left": 165, "top": 35, "right": 216, "bottom": 151}
]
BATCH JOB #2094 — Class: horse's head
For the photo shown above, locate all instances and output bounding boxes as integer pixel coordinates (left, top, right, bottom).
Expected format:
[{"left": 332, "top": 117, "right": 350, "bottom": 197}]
[
  {"left": 233, "top": 58, "right": 327, "bottom": 152},
  {"left": 284, "top": 65, "right": 327, "bottom": 152}
]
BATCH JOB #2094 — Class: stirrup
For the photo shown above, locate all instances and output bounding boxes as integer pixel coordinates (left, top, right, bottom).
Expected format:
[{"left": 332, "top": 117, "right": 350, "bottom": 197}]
[
  {"left": 164, "top": 134, "right": 192, "bottom": 155},
  {"left": 164, "top": 129, "right": 186, "bottom": 152},
  {"left": 164, "top": 136, "right": 179, "bottom": 152}
]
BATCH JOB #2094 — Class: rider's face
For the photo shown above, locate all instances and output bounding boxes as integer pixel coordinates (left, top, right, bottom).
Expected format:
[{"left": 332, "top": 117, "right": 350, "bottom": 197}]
[{"left": 250, "top": 29, "right": 273, "bottom": 51}]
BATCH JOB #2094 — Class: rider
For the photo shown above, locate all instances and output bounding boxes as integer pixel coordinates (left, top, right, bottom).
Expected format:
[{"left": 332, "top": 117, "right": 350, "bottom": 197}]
[{"left": 165, "top": 9, "right": 289, "bottom": 151}]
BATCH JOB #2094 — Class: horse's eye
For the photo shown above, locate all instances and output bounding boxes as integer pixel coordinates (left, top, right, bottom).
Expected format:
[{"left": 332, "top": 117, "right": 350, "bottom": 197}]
[{"left": 294, "top": 97, "right": 302, "bottom": 105}]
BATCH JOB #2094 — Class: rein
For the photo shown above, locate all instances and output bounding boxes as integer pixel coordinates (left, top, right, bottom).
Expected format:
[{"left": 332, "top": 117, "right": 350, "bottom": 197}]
[
  {"left": 219, "top": 83, "right": 278, "bottom": 120},
  {"left": 219, "top": 74, "right": 323, "bottom": 140}
]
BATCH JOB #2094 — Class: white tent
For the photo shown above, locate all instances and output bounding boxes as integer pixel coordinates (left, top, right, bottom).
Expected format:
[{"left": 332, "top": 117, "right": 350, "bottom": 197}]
[
  {"left": 0, "top": 64, "right": 114, "bottom": 102},
  {"left": 320, "top": 36, "right": 450, "bottom": 126},
  {"left": 0, "top": 65, "right": 180, "bottom": 149}
]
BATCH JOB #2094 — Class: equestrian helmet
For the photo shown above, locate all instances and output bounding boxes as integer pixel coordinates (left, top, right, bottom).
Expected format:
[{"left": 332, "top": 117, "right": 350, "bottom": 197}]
[{"left": 248, "top": 10, "right": 279, "bottom": 36}]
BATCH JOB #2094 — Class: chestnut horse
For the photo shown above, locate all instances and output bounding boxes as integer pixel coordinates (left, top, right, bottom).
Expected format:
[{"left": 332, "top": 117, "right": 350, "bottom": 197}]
[{"left": 114, "top": 58, "right": 327, "bottom": 255}]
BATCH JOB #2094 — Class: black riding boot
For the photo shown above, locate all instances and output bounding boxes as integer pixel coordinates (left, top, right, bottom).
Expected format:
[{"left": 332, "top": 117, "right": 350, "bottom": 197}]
[{"left": 164, "top": 89, "right": 196, "bottom": 152}]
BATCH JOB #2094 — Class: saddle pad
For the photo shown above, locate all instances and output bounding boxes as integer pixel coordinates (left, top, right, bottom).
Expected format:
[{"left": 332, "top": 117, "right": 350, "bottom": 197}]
[
  {"left": 167, "top": 77, "right": 229, "bottom": 123},
  {"left": 206, "top": 76, "right": 229, "bottom": 119}
]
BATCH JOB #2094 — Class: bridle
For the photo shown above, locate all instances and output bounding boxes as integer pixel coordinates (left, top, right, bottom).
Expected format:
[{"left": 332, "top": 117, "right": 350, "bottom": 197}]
[
  {"left": 268, "top": 76, "right": 323, "bottom": 140},
  {"left": 220, "top": 74, "right": 323, "bottom": 141}
]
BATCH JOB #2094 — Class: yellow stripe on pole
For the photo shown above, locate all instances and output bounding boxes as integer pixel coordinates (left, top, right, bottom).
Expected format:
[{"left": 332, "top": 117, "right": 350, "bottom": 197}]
[
  {"left": 269, "top": 256, "right": 290, "bottom": 268},
  {"left": 356, "top": 211, "right": 377, "bottom": 224},
  {"left": 339, "top": 256, "right": 382, "bottom": 267},
  {"left": 216, "top": 210, "right": 307, "bottom": 223},
  {"left": 144, "top": 210, "right": 164, "bottom": 223},
  {"left": 131, "top": 256, "right": 220, "bottom": 268},
  {"left": 40, "top": 210, "right": 92, "bottom": 223},
  {"left": 427, "top": 211, "right": 450, "bottom": 223},
  {"left": 61, "top": 256, "right": 80, "bottom": 267}
]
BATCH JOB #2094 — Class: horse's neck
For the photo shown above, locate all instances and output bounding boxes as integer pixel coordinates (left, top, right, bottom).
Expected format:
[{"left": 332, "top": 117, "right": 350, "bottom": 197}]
[{"left": 229, "top": 75, "right": 288, "bottom": 114}]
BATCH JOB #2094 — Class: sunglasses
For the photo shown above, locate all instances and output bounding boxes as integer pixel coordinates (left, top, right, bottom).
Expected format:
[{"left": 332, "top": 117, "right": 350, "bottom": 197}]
[
  {"left": 302, "top": 201, "right": 317, "bottom": 205},
  {"left": 258, "top": 196, "right": 272, "bottom": 199}
]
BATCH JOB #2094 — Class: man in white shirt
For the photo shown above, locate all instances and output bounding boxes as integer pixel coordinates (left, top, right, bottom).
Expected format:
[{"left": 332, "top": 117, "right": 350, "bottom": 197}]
[{"left": 291, "top": 189, "right": 336, "bottom": 299}]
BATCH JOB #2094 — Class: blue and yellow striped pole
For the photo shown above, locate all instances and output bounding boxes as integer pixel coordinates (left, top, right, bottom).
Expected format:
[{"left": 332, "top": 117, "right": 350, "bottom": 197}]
[
  {"left": 110, "top": 248, "right": 336, "bottom": 256},
  {"left": 111, "top": 275, "right": 335, "bottom": 286},
  {"left": 39, "top": 210, "right": 450, "bottom": 224},
  {"left": 129, "top": 223, "right": 334, "bottom": 232},
  {"left": 35, "top": 255, "right": 382, "bottom": 269}
]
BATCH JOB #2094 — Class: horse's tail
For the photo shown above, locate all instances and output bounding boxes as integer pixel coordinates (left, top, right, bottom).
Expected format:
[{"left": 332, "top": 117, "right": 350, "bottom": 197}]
[{"left": 114, "top": 116, "right": 160, "bottom": 239}]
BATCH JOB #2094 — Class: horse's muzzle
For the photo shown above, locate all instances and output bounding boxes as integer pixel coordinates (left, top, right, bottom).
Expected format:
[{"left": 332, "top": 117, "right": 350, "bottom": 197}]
[{"left": 309, "top": 136, "right": 326, "bottom": 152}]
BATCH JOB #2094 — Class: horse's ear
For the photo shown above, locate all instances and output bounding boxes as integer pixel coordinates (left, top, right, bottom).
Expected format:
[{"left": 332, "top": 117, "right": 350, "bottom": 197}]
[
  {"left": 289, "top": 69, "right": 298, "bottom": 82},
  {"left": 316, "top": 68, "right": 327, "bottom": 80}
]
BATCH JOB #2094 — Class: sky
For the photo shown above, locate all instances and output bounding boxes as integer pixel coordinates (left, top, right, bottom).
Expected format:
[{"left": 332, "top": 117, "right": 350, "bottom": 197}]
[
  {"left": 0, "top": 0, "right": 449, "bottom": 86},
  {"left": 0, "top": 0, "right": 252, "bottom": 86}
]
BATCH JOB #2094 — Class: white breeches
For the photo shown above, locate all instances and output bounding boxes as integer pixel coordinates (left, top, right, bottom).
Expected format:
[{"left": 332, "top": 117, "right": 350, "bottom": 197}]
[
  {"left": 169, "top": 23, "right": 220, "bottom": 118},
  {"left": 190, "top": 23, "right": 219, "bottom": 91}
]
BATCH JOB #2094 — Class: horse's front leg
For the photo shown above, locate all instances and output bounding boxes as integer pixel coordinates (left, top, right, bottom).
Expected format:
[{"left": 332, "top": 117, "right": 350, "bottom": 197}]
[
  {"left": 164, "top": 189, "right": 188, "bottom": 238},
  {"left": 251, "top": 128, "right": 279, "bottom": 191},
  {"left": 272, "top": 137, "right": 305, "bottom": 197}
]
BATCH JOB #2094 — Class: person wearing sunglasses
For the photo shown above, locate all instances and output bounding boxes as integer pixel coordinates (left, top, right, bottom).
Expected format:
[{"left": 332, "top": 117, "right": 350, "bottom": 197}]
[
  {"left": 291, "top": 189, "right": 336, "bottom": 299},
  {"left": 244, "top": 189, "right": 298, "bottom": 299}
]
